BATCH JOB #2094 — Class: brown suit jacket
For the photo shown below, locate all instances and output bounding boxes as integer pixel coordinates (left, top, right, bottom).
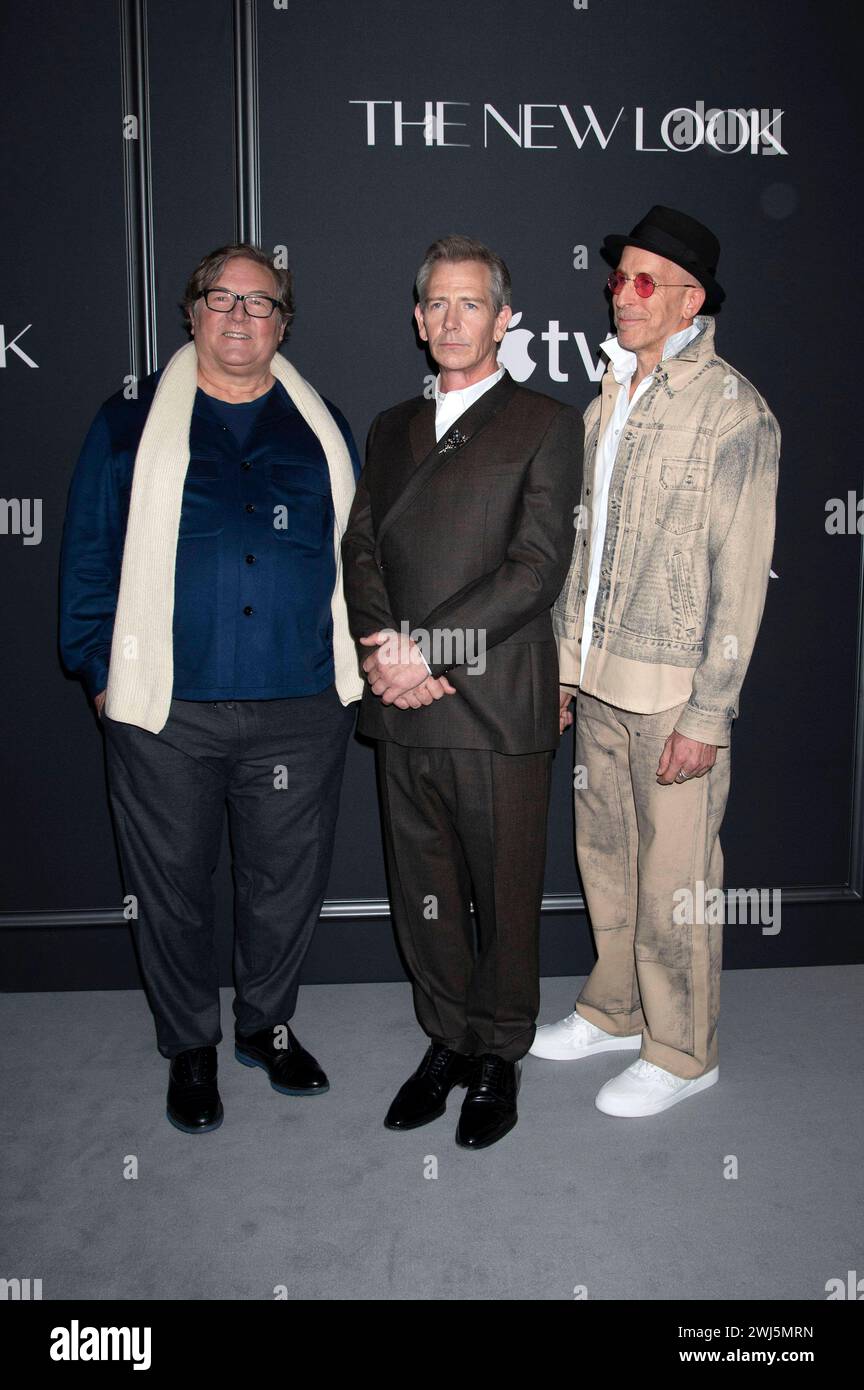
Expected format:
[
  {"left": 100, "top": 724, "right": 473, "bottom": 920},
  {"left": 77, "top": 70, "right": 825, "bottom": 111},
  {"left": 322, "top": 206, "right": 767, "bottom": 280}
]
[{"left": 341, "top": 371, "right": 584, "bottom": 753}]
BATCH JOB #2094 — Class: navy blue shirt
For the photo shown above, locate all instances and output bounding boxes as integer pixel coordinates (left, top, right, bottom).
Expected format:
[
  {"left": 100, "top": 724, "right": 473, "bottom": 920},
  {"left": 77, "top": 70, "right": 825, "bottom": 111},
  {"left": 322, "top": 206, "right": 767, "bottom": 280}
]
[
  {"left": 203, "top": 385, "right": 274, "bottom": 451},
  {"left": 59, "top": 371, "right": 362, "bottom": 701}
]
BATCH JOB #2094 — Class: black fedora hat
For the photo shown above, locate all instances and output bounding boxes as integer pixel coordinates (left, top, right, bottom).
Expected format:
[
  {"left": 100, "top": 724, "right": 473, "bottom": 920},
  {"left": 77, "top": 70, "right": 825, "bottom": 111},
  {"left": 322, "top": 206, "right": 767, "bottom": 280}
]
[{"left": 602, "top": 204, "right": 725, "bottom": 305}]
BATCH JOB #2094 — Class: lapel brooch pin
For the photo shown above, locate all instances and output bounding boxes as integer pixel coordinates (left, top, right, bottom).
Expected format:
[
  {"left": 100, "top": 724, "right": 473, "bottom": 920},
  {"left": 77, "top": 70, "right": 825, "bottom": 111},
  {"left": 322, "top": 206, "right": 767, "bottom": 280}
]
[{"left": 438, "top": 428, "right": 469, "bottom": 456}]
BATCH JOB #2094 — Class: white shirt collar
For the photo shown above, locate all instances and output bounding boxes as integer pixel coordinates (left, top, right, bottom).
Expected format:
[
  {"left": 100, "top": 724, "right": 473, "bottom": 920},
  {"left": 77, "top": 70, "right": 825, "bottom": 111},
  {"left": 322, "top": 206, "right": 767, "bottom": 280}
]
[
  {"left": 434, "top": 364, "right": 505, "bottom": 407},
  {"left": 600, "top": 320, "right": 702, "bottom": 386}
]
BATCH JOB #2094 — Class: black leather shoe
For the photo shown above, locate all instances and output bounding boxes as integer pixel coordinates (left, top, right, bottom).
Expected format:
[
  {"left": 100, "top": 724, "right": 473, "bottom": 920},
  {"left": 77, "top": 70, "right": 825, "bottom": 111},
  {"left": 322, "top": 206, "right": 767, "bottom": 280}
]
[
  {"left": 384, "top": 1043, "right": 474, "bottom": 1130},
  {"left": 455, "top": 1054, "right": 520, "bottom": 1150},
  {"left": 234, "top": 1024, "right": 329, "bottom": 1095},
  {"left": 166, "top": 1046, "right": 224, "bottom": 1133}
]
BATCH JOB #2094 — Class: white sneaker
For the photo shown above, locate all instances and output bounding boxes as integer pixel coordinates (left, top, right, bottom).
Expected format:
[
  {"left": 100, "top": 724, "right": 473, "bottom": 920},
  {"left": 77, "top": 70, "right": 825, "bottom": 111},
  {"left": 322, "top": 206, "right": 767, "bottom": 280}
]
[
  {"left": 595, "top": 1058, "right": 719, "bottom": 1117},
  {"left": 529, "top": 1010, "right": 642, "bottom": 1061}
]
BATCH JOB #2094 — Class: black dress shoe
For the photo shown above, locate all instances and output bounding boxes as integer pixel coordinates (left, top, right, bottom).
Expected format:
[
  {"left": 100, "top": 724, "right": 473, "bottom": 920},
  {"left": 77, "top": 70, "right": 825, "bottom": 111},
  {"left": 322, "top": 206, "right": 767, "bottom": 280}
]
[
  {"left": 384, "top": 1043, "right": 474, "bottom": 1130},
  {"left": 166, "top": 1046, "right": 224, "bottom": 1134},
  {"left": 234, "top": 1024, "right": 329, "bottom": 1095},
  {"left": 455, "top": 1054, "right": 521, "bottom": 1150}
]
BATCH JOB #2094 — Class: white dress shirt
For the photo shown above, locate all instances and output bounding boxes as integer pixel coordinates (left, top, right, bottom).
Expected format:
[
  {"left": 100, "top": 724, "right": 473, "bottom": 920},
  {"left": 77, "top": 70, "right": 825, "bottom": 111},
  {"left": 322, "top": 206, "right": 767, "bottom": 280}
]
[
  {"left": 579, "top": 323, "right": 701, "bottom": 664},
  {"left": 434, "top": 364, "right": 505, "bottom": 443}
]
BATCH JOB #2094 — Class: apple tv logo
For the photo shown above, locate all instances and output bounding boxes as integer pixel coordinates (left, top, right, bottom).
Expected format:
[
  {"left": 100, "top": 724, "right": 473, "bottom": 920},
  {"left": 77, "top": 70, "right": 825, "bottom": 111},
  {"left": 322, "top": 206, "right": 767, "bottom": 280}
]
[
  {"left": 497, "top": 311, "right": 536, "bottom": 382},
  {"left": 497, "top": 312, "right": 605, "bottom": 385}
]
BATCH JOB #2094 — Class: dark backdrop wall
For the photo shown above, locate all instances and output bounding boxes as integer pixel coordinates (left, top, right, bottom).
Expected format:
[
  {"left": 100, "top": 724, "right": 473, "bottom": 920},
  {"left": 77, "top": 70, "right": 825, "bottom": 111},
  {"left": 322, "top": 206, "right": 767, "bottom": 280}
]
[{"left": 1, "top": 0, "right": 861, "bottom": 992}]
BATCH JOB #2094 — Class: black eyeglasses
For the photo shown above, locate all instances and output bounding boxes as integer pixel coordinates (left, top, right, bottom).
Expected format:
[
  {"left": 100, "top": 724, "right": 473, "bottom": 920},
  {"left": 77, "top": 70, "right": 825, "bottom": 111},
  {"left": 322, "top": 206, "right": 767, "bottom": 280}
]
[{"left": 200, "top": 288, "right": 283, "bottom": 319}]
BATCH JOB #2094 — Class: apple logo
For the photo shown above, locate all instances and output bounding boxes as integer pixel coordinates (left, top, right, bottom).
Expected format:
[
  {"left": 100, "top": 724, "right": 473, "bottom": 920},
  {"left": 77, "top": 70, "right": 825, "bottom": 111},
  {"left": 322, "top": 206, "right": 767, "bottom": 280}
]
[{"left": 497, "top": 311, "right": 536, "bottom": 382}]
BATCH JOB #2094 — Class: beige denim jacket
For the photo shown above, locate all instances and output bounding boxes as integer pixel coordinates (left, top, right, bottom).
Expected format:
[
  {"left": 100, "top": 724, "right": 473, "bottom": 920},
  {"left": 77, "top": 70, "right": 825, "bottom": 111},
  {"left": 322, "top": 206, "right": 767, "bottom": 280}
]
[{"left": 554, "top": 315, "right": 780, "bottom": 746}]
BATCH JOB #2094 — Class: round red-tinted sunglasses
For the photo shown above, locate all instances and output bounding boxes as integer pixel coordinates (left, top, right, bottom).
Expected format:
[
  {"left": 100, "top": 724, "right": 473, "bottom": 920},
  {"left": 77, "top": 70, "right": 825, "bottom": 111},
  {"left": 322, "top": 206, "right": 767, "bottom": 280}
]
[{"left": 607, "top": 271, "right": 697, "bottom": 298}]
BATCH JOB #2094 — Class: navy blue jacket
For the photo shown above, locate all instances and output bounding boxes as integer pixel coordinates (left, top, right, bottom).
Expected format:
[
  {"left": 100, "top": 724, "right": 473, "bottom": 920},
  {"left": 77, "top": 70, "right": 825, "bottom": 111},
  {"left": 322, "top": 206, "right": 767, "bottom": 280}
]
[{"left": 59, "top": 371, "right": 361, "bottom": 700}]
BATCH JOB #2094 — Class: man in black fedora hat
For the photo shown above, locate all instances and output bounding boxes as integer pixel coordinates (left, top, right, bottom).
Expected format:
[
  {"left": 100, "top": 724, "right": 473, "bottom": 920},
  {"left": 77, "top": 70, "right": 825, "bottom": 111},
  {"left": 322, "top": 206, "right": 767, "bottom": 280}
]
[{"left": 533, "top": 205, "right": 780, "bottom": 1117}]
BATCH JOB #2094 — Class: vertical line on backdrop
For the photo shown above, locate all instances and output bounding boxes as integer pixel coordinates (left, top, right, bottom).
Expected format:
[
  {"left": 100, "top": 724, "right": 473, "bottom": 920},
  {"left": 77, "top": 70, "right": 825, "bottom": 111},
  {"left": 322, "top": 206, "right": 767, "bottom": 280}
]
[
  {"left": 233, "top": 0, "right": 262, "bottom": 244},
  {"left": 119, "top": 0, "right": 157, "bottom": 377},
  {"left": 849, "top": 520, "right": 864, "bottom": 897}
]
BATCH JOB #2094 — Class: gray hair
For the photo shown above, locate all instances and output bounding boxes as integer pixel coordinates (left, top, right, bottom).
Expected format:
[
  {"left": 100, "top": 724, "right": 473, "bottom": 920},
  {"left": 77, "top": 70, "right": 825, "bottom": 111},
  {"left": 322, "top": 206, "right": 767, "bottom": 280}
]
[{"left": 415, "top": 235, "right": 512, "bottom": 315}]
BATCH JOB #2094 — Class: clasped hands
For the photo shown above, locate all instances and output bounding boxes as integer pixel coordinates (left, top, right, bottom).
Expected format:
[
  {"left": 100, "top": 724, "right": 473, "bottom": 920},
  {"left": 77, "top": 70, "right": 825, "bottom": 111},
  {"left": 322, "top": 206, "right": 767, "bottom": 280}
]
[{"left": 359, "top": 631, "right": 457, "bottom": 709}]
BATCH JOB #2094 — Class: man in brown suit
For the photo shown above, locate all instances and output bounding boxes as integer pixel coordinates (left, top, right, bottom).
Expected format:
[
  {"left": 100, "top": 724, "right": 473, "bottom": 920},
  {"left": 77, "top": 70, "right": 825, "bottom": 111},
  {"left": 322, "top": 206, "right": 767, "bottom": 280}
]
[{"left": 342, "top": 235, "right": 583, "bottom": 1149}]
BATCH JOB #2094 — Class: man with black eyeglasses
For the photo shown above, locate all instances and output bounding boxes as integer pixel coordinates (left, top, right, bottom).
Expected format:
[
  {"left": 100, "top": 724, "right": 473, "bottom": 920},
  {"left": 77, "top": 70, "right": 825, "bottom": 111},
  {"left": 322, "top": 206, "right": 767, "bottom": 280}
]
[
  {"left": 59, "top": 243, "right": 363, "bottom": 1132},
  {"left": 534, "top": 207, "right": 780, "bottom": 1118}
]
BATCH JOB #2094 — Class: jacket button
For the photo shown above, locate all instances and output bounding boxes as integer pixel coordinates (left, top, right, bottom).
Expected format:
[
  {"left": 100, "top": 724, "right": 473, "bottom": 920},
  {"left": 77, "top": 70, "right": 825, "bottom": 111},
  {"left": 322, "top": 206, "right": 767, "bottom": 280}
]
[
  {"left": 243, "top": 605, "right": 254, "bottom": 616},
  {"left": 245, "top": 503, "right": 255, "bottom": 513},
  {"left": 241, "top": 460, "right": 252, "bottom": 471},
  {"left": 245, "top": 554, "right": 256, "bottom": 564}
]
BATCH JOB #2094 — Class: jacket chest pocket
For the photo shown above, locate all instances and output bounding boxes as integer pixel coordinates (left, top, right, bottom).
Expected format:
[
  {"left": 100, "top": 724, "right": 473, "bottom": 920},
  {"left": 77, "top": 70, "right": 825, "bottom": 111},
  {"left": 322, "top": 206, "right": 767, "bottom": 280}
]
[
  {"left": 269, "top": 462, "right": 332, "bottom": 550},
  {"left": 655, "top": 460, "right": 710, "bottom": 534},
  {"left": 179, "top": 460, "right": 223, "bottom": 539}
]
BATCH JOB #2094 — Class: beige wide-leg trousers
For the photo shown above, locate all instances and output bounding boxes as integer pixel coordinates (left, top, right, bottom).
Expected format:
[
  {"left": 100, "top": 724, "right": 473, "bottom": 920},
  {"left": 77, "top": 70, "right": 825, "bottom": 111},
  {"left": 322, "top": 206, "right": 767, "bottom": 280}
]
[{"left": 573, "top": 689, "right": 732, "bottom": 1079}]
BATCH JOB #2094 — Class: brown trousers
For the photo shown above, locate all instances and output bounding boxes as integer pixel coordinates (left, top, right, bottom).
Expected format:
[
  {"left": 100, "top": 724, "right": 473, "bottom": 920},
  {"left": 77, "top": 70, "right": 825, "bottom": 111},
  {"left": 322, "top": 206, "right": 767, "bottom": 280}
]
[
  {"left": 573, "top": 690, "right": 732, "bottom": 1079},
  {"left": 377, "top": 739, "right": 553, "bottom": 1061}
]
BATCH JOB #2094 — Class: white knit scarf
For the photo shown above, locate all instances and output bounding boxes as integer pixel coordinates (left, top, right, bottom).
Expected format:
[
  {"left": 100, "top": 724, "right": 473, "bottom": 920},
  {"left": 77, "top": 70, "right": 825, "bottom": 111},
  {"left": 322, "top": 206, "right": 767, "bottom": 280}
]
[{"left": 104, "top": 341, "right": 363, "bottom": 732}]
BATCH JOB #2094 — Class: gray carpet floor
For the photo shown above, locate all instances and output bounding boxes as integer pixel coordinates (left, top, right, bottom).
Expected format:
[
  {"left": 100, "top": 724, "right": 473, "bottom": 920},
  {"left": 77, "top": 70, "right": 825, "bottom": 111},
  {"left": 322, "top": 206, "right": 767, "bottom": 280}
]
[{"left": 2, "top": 966, "right": 862, "bottom": 1301}]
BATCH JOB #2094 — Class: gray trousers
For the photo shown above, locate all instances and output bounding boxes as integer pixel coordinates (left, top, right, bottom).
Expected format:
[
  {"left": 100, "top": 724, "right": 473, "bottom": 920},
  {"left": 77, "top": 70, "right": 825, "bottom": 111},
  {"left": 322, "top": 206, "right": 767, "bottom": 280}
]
[{"left": 103, "top": 687, "right": 355, "bottom": 1058}]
